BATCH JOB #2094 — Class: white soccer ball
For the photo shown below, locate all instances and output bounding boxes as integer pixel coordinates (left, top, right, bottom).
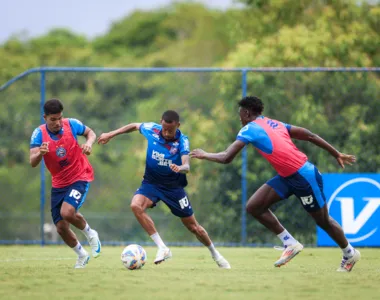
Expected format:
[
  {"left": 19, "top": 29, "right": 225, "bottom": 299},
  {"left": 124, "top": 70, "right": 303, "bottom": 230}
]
[{"left": 121, "top": 244, "right": 147, "bottom": 270}]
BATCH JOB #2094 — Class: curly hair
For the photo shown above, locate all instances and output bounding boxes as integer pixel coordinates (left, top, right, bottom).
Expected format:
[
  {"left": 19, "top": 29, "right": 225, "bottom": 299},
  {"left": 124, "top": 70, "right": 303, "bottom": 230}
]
[{"left": 238, "top": 96, "right": 264, "bottom": 115}]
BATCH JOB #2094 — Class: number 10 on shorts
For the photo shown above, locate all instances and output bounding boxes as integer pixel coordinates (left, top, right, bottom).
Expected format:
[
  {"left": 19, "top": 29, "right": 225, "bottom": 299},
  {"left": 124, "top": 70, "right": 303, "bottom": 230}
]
[
  {"left": 301, "top": 195, "right": 313, "bottom": 206},
  {"left": 179, "top": 196, "right": 189, "bottom": 209},
  {"left": 69, "top": 189, "right": 82, "bottom": 200}
]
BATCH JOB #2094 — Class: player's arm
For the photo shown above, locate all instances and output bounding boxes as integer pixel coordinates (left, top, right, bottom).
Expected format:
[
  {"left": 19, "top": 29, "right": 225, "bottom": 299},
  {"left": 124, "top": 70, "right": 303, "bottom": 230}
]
[
  {"left": 170, "top": 155, "right": 190, "bottom": 174},
  {"left": 29, "top": 143, "right": 49, "bottom": 168},
  {"left": 289, "top": 125, "right": 356, "bottom": 168},
  {"left": 97, "top": 123, "right": 142, "bottom": 145},
  {"left": 81, "top": 126, "right": 96, "bottom": 155},
  {"left": 190, "top": 140, "right": 246, "bottom": 164}
]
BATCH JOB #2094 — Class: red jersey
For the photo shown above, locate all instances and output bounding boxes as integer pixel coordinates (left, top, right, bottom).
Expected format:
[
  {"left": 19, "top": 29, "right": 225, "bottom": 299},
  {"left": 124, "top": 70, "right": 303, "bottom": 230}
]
[
  {"left": 40, "top": 118, "right": 94, "bottom": 188},
  {"left": 237, "top": 116, "right": 308, "bottom": 177}
]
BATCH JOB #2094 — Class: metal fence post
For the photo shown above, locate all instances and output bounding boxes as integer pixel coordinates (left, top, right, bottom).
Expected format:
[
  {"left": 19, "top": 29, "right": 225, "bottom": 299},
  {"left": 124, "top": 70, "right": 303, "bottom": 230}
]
[
  {"left": 241, "top": 69, "right": 248, "bottom": 245},
  {"left": 40, "top": 71, "right": 46, "bottom": 246}
]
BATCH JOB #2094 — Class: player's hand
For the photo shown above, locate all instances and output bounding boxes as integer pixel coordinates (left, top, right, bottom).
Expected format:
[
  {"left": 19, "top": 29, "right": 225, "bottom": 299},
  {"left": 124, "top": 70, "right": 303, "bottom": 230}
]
[
  {"left": 190, "top": 149, "right": 206, "bottom": 159},
  {"left": 81, "top": 143, "right": 92, "bottom": 155},
  {"left": 39, "top": 142, "right": 49, "bottom": 155},
  {"left": 98, "top": 133, "right": 112, "bottom": 145},
  {"left": 336, "top": 152, "right": 356, "bottom": 168},
  {"left": 170, "top": 164, "right": 182, "bottom": 173}
]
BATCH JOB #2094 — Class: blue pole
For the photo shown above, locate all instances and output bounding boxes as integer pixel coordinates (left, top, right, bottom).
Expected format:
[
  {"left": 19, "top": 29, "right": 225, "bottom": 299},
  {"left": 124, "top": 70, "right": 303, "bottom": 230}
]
[
  {"left": 40, "top": 71, "right": 46, "bottom": 247},
  {"left": 241, "top": 70, "right": 248, "bottom": 245}
]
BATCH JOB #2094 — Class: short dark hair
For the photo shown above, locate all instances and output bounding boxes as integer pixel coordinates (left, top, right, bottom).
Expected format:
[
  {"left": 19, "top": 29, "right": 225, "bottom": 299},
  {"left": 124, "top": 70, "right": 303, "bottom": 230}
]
[
  {"left": 238, "top": 96, "right": 264, "bottom": 115},
  {"left": 44, "top": 99, "right": 64, "bottom": 115},
  {"left": 162, "top": 110, "right": 180, "bottom": 123}
]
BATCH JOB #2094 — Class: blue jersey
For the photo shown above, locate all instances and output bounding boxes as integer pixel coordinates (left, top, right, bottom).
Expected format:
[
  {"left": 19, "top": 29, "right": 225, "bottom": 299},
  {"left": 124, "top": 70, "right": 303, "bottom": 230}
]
[
  {"left": 30, "top": 118, "right": 86, "bottom": 148},
  {"left": 139, "top": 122, "right": 190, "bottom": 188}
]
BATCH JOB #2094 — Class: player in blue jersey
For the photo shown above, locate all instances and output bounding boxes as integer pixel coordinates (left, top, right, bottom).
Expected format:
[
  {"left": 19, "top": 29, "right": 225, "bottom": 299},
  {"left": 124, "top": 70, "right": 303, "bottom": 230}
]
[{"left": 98, "top": 110, "right": 230, "bottom": 268}]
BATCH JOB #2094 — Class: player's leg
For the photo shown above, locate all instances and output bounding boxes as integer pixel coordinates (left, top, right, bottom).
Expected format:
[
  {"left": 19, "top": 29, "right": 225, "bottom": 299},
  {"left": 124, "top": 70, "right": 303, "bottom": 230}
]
[
  {"left": 55, "top": 219, "right": 79, "bottom": 247},
  {"left": 310, "top": 206, "right": 349, "bottom": 248},
  {"left": 309, "top": 206, "right": 360, "bottom": 271},
  {"left": 60, "top": 181, "right": 101, "bottom": 258},
  {"left": 159, "top": 187, "right": 230, "bottom": 268},
  {"left": 296, "top": 163, "right": 360, "bottom": 272},
  {"left": 55, "top": 219, "right": 90, "bottom": 268},
  {"left": 131, "top": 186, "right": 171, "bottom": 264},
  {"left": 181, "top": 215, "right": 211, "bottom": 245},
  {"left": 181, "top": 215, "right": 231, "bottom": 269},
  {"left": 130, "top": 194, "right": 157, "bottom": 235},
  {"left": 246, "top": 183, "right": 285, "bottom": 234},
  {"left": 51, "top": 187, "right": 89, "bottom": 268},
  {"left": 247, "top": 180, "right": 300, "bottom": 245},
  {"left": 246, "top": 179, "right": 303, "bottom": 267}
]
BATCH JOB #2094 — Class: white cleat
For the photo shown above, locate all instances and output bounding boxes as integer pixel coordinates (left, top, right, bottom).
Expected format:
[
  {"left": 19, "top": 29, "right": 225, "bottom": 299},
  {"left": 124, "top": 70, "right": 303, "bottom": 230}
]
[
  {"left": 154, "top": 247, "right": 172, "bottom": 264},
  {"left": 274, "top": 242, "right": 304, "bottom": 267},
  {"left": 74, "top": 254, "right": 90, "bottom": 269},
  {"left": 88, "top": 230, "right": 101, "bottom": 258},
  {"left": 337, "top": 249, "right": 361, "bottom": 272},
  {"left": 214, "top": 256, "right": 231, "bottom": 269}
]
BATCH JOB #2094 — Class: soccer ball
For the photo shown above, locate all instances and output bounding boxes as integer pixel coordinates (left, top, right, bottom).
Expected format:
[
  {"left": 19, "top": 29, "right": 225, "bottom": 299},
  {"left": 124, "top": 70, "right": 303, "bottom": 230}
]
[{"left": 121, "top": 244, "right": 147, "bottom": 270}]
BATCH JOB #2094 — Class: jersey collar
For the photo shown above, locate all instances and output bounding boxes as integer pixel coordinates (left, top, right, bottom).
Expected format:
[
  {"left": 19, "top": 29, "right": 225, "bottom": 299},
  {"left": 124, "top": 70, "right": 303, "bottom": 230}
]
[
  {"left": 45, "top": 124, "right": 64, "bottom": 136},
  {"left": 159, "top": 129, "right": 181, "bottom": 144}
]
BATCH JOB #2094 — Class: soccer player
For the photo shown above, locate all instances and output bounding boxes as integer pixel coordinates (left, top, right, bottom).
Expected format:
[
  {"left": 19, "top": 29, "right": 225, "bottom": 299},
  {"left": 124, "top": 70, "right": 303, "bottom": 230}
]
[
  {"left": 97, "top": 110, "right": 230, "bottom": 269},
  {"left": 29, "top": 99, "right": 101, "bottom": 268},
  {"left": 190, "top": 96, "right": 360, "bottom": 272}
]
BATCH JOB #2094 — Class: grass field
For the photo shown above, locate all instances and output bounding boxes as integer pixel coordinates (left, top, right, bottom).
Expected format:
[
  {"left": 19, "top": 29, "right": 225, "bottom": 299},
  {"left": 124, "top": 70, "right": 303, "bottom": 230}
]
[{"left": 0, "top": 246, "right": 379, "bottom": 300}]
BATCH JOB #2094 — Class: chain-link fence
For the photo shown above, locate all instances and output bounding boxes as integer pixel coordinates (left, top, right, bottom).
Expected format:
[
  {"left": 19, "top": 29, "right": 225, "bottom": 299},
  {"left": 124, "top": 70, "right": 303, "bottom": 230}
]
[{"left": 0, "top": 67, "right": 379, "bottom": 246}]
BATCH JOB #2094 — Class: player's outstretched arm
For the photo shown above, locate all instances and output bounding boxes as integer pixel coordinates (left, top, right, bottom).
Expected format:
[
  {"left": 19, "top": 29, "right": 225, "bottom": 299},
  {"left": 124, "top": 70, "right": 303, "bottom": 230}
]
[
  {"left": 170, "top": 155, "right": 190, "bottom": 174},
  {"left": 81, "top": 127, "right": 96, "bottom": 155},
  {"left": 98, "top": 123, "right": 142, "bottom": 145},
  {"left": 30, "top": 143, "right": 49, "bottom": 167},
  {"left": 289, "top": 125, "right": 356, "bottom": 168},
  {"left": 190, "top": 140, "right": 246, "bottom": 164}
]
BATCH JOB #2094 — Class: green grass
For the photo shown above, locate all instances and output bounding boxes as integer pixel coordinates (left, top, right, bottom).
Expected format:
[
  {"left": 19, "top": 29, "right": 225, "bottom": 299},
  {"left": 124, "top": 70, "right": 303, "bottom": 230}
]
[{"left": 0, "top": 246, "right": 379, "bottom": 300}]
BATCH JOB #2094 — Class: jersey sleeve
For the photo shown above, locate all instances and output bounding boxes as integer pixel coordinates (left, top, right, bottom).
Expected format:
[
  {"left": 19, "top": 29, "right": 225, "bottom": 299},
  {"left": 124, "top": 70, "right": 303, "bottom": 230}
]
[
  {"left": 139, "top": 122, "right": 157, "bottom": 138},
  {"left": 69, "top": 118, "right": 86, "bottom": 136},
  {"left": 281, "top": 122, "right": 292, "bottom": 133},
  {"left": 30, "top": 128, "right": 42, "bottom": 148},
  {"left": 180, "top": 135, "right": 190, "bottom": 156},
  {"left": 236, "top": 123, "right": 258, "bottom": 144}
]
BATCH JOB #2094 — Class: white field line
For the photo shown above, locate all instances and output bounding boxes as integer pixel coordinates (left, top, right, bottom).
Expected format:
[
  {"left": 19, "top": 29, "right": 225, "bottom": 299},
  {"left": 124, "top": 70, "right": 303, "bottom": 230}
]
[{"left": 0, "top": 257, "right": 73, "bottom": 262}]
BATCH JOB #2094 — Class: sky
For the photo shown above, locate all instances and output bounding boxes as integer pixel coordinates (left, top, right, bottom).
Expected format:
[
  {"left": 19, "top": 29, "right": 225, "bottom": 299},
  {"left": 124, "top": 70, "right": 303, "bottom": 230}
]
[{"left": 0, "top": 0, "right": 235, "bottom": 43}]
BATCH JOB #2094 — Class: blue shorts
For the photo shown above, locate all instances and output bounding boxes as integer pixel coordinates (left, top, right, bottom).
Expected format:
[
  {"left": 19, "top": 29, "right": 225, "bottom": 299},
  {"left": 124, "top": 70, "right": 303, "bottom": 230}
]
[
  {"left": 135, "top": 183, "right": 193, "bottom": 218},
  {"left": 51, "top": 181, "right": 90, "bottom": 224},
  {"left": 267, "top": 161, "right": 326, "bottom": 212}
]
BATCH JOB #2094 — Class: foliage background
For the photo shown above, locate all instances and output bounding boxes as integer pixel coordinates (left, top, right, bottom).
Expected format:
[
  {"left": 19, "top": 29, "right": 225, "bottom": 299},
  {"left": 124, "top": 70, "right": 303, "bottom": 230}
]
[{"left": 0, "top": 0, "right": 379, "bottom": 245}]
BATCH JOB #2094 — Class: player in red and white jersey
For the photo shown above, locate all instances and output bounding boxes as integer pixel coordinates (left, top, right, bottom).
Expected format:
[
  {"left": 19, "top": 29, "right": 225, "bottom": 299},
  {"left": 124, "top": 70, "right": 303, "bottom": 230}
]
[
  {"left": 30, "top": 99, "right": 101, "bottom": 268},
  {"left": 191, "top": 96, "right": 360, "bottom": 272}
]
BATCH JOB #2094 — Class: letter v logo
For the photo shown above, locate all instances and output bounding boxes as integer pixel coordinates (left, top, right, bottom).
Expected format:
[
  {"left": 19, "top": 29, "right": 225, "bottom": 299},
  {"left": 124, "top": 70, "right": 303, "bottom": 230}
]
[
  {"left": 328, "top": 178, "right": 380, "bottom": 243},
  {"left": 336, "top": 197, "right": 380, "bottom": 234}
]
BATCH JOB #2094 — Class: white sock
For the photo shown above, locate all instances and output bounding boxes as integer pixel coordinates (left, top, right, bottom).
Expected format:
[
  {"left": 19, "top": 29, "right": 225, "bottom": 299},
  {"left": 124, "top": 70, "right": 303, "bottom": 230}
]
[
  {"left": 207, "top": 243, "right": 221, "bottom": 259},
  {"left": 72, "top": 242, "right": 87, "bottom": 257},
  {"left": 150, "top": 232, "right": 167, "bottom": 249},
  {"left": 277, "top": 229, "right": 297, "bottom": 247},
  {"left": 81, "top": 223, "right": 95, "bottom": 239},
  {"left": 342, "top": 243, "right": 354, "bottom": 258}
]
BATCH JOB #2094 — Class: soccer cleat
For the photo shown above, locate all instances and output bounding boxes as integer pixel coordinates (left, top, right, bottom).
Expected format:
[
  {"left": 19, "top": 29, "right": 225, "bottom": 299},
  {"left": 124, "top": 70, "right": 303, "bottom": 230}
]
[
  {"left": 213, "top": 256, "right": 231, "bottom": 269},
  {"left": 274, "top": 242, "right": 304, "bottom": 267},
  {"left": 337, "top": 249, "right": 361, "bottom": 272},
  {"left": 88, "top": 230, "right": 101, "bottom": 258},
  {"left": 154, "top": 247, "right": 172, "bottom": 264},
  {"left": 74, "top": 254, "right": 90, "bottom": 269}
]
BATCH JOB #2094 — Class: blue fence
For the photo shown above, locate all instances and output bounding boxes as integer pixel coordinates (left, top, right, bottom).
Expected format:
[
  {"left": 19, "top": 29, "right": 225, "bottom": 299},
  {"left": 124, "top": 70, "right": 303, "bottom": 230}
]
[{"left": 1, "top": 67, "right": 379, "bottom": 247}]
